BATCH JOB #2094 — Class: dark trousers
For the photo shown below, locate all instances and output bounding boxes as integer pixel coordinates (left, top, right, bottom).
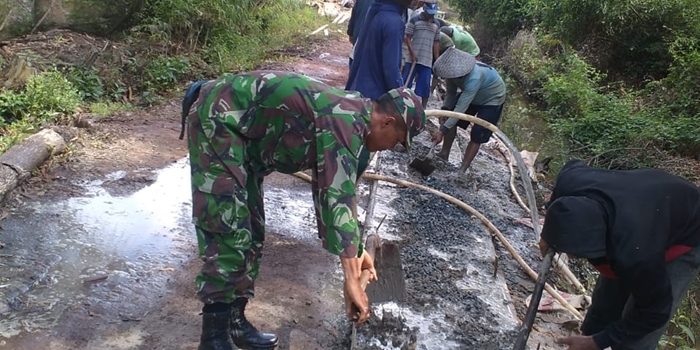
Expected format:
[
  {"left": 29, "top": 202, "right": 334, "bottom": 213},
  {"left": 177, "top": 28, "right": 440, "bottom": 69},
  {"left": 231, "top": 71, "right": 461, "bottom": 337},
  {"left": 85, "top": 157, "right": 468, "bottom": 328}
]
[{"left": 582, "top": 244, "right": 700, "bottom": 349}]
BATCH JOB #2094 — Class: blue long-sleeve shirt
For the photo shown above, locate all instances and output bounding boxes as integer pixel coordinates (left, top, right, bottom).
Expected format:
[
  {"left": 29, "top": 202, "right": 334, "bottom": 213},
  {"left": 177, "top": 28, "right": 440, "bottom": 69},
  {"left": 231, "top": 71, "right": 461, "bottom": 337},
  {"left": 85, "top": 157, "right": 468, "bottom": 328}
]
[
  {"left": 347, "top": 0, "right": 373, "bottom": 43},
  {"left": 345, "top": 0, "right": 405, "bottom": 100}
]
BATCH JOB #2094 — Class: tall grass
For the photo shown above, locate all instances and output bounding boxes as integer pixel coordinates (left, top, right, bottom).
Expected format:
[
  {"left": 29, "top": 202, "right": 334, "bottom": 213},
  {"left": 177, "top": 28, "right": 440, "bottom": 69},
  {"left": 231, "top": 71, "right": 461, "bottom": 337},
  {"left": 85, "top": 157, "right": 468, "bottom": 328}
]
[{"left": 138, "top": 0, "right": 321, "bottom": 72}]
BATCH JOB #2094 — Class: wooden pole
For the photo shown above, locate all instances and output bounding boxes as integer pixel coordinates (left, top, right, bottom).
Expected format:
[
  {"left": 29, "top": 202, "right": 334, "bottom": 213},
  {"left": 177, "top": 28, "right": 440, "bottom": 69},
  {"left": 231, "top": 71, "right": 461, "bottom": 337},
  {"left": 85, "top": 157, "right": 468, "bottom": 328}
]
[{"left": 513, "top": 249, "right": 556, "bottom": 350}]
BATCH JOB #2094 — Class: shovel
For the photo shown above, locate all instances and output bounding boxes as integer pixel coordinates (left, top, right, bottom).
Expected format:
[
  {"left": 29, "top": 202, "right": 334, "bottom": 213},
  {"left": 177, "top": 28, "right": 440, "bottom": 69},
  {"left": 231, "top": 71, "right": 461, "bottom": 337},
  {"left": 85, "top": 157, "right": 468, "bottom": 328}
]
[
  {"left": 360, "top": 233, "right": 407, "bottom": 302},
  {"left": 350, "top": 158, "right": 407, "bottom": 349},
  {"left": 409, "top": 142, "right": 440, "bottom": 176}
]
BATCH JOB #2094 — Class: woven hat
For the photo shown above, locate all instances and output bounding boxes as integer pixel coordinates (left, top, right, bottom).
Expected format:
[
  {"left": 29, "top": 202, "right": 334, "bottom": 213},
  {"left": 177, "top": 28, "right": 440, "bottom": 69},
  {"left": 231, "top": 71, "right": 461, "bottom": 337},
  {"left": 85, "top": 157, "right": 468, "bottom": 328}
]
[
  {"left": 438, "top": 32, "right": 454, "bottom": 54},
  {"left": 386, "top": 87, "right": 426, "bottom": 150},
  {"left": 433, "top": 47, "right": 477, "bottom": 79}
]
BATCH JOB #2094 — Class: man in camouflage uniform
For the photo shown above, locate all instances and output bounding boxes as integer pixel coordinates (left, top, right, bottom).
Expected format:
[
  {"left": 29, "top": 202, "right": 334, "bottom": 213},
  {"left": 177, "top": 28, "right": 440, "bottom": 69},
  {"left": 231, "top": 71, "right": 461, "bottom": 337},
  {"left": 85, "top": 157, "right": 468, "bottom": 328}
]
[{"left": 181, "top": 71, "right": 426, "bottom": 350}]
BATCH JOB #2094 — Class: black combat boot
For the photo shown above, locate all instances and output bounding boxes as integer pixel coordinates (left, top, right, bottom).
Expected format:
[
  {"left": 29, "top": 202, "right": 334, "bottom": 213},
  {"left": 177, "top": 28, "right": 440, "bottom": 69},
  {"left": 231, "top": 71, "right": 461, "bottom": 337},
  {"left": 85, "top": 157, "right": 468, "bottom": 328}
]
[
  {"left": 199, "top": 303, "right": 237, "bottom": 350},
  {"left": 230, "top": 298, "right": 279, "bottom": 349}
]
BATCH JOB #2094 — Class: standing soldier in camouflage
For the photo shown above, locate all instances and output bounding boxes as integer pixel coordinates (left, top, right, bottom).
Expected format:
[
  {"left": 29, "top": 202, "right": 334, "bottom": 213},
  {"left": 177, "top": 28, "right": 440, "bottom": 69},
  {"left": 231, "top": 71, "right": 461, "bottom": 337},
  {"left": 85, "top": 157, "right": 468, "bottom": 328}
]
[{"left": 180, "top": 71, "right": 426, "bottom": 350}]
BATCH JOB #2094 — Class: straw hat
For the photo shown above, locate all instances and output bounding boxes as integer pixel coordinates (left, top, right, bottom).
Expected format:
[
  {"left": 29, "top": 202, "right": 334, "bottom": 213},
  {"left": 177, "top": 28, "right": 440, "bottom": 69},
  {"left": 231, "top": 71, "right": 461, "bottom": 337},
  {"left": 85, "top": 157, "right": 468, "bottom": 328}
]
[{"left": 433, "top": 47, "right": 476, "bottom": 79}]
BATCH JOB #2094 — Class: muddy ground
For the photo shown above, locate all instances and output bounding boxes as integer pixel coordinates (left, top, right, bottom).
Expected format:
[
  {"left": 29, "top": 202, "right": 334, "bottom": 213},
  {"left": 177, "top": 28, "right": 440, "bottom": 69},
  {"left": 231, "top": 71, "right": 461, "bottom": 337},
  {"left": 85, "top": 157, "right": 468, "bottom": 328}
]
[{"left": 0, "top": 33, "right": 578, "bottom": 350}]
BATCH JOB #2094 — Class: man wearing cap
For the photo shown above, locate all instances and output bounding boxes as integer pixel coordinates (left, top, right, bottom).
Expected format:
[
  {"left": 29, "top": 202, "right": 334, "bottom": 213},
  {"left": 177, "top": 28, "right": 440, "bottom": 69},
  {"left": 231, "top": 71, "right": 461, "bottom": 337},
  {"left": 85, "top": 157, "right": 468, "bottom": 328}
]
[
  {"left": 431, "top": 47, "right": 506, "bottom": 173},
  {"left": 440, "top": 25, "right": 480, "bottom": 57},
  {"left": 539, "top": 160, "right": 700, "bottom": 350},
  {"left": 181, "top": 71, "right": 426, "bottom": 350},
  {"left": 403, "top": 2, "right": 441, "bottom": 108}
]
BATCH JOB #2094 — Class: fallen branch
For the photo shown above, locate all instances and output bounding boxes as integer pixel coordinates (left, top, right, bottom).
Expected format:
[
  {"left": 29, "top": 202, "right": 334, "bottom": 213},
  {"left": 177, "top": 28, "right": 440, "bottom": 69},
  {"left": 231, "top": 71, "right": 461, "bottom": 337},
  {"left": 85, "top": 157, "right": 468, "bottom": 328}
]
[
  {"left": 31, "top": 0, "right": 53, "bottom": 34},
  {"left": 308, "top": 24, "right": 329, "bottom": 36}
]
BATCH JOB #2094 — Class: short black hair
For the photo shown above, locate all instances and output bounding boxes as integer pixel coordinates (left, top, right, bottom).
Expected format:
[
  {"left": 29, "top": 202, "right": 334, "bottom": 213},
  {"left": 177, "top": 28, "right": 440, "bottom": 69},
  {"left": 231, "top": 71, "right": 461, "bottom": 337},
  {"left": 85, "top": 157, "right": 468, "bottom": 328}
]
[
  {"left": 375, "top": 93, "right": 407, "bottom": 133},
  {"left": 375, "top": 93, "right": 396, "bottom": 115}
]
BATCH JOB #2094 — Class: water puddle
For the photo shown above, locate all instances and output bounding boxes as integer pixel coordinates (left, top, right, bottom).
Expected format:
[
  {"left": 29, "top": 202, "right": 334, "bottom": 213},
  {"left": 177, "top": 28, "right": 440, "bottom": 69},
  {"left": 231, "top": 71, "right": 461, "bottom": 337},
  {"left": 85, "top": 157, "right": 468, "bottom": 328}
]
[
  {"left": 0, "top": 159, "right": 195, "bottom": 339},
  {"left": 0, "top": 158, "right": 329, "bottom": 341}
]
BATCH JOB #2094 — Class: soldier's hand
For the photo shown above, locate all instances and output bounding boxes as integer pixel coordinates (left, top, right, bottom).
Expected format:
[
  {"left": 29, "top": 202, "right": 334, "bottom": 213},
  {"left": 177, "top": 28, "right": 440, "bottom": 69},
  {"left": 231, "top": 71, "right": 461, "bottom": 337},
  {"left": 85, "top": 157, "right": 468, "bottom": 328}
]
[
  {"left": 359, "top": 249, "right": 377, "bottom": 285},
  {"left": 343, "top": 277, "right": 371, "bottom": 324},
  {"left": 340, "top": 254, "right": 374, "bottom": 324}
]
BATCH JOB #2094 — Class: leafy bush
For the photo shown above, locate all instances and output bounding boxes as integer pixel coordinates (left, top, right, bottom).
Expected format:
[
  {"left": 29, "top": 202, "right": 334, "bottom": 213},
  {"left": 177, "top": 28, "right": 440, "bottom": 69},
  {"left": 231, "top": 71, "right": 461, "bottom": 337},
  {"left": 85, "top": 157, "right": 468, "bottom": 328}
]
[
  {"left": 449, "top": 0, "right": 700, "bottom": 81},
  {"left": 0, "top": 70, "right": 80, "bottom": 152},
  {"left": 24, "top": 70, "right": 81, "bottom": 123},
  {"left": 67, "top": 66, "right": 105, "bottom": 101},
  {"left": 143, "top": 56, "right": 190, "bottom": 92},
  {"left": 0, "top": 70, "right": 80, "bottom": 125},
  {"left": 652, "top": 36, "right": 700, "bottom": 116},
  {"left": 0, "top": 90, "right": 28, "bottom": 125},
  {"left": 541, "top": 53, "right": 603, "bottom": 118},
  {"left": 447, "top": 0, "right": 529, "bottom": 38}
]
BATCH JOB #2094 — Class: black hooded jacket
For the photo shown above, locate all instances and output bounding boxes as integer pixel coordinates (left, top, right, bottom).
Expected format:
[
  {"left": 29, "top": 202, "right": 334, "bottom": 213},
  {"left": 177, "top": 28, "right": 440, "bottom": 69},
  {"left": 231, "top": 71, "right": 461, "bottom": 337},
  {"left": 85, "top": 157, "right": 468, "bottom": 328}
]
[{"left": 546, "top": 160, "right": 700, "bottom": 348}]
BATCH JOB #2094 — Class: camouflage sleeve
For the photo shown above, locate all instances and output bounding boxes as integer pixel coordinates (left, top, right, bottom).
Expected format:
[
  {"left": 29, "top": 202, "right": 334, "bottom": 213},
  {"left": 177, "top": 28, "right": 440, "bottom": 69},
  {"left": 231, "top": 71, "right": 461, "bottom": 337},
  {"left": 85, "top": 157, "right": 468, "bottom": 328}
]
[{"left": 312, "top": 120, "right": 363, "bottom": 259}]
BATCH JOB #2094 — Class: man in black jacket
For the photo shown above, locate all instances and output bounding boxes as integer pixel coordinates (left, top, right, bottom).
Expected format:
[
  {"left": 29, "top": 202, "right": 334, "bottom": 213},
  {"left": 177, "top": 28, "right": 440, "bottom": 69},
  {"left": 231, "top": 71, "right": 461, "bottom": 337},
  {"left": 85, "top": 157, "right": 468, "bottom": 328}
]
[{"left": 539, "top": 160, "right": 700, "bottom": 350}]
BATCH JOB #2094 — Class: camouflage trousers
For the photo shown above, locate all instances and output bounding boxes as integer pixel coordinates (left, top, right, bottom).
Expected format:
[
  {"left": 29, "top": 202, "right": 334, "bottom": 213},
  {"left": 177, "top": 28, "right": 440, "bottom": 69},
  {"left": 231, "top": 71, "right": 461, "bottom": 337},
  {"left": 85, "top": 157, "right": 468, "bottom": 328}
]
[{"left": 187, "top": 108, "right": 266, "bottom": 304}]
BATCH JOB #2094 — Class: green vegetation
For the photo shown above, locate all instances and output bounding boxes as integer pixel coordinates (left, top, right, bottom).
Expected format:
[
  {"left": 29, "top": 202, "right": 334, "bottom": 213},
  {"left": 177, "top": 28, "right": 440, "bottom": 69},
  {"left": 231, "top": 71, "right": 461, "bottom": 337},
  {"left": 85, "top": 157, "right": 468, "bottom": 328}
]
[
  {"left": 0, "top": 0, "right": 321, "bottom": 150},
  {"left": 0, "top": 70, "right": 80, "bottom": 126},
  {"left": 449, "top": 0, "right": 700, "bottom": 342},
  {"left": 66, "top": 66, "right": 105, "bottom": 102},
  {"left": 449, "top": 0, "right": 700, "bottom": 170},
  {"left": 660, "top": 278, "right": 700, "bottom": 349},
  {"left": 0, "top": 70, "right": 81, "bottom": 152},
  {"left": 135, "top": 0, "right": 321, "bottom": 72}
]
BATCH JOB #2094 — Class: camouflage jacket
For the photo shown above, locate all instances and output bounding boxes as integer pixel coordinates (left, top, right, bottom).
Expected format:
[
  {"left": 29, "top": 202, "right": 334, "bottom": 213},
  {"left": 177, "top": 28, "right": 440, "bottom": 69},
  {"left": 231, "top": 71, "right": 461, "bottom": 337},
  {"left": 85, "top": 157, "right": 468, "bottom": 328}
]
[{"left": 190, "top": 71, "right": 371, "bottom": 258}]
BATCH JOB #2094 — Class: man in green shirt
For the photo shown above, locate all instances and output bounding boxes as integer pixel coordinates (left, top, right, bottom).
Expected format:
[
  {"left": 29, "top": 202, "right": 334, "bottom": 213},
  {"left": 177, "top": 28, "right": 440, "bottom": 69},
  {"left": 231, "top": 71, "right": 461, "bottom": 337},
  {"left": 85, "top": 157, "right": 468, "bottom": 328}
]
[
  {"left": 440, "top": 25, "right": 480, "bottom": 57},
  {"left": 181, "top": 71, "right": 426, "bottom": 350}
]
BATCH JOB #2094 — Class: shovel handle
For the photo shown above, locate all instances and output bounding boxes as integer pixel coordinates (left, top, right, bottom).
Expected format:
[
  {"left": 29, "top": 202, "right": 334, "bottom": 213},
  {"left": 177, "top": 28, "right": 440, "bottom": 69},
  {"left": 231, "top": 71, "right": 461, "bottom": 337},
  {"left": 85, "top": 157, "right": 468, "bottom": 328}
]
[
  {"left": 512, "top": 249, "right": 556, "bottom": 350},
  {"left": 403, "top": 61, "right": 417, "bottom": 88}
]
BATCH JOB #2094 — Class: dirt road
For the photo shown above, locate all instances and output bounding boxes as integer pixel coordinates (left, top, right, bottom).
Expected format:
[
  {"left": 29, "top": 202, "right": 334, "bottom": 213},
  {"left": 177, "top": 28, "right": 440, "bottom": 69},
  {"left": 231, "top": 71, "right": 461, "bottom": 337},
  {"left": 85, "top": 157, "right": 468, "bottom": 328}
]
[{"left": 0, "top": 37, "right": 359, "bottom": 350}]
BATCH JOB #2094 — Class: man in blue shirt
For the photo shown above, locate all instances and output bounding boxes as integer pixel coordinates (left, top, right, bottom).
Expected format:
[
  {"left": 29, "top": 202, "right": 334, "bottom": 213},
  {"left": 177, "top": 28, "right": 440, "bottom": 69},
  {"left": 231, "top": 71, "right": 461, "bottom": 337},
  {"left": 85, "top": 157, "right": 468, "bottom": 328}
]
[
  {"left": 431, "top": 47, "right": 506, "bottom": 173},
  {"left": 345, "top": 0, "right": 410, "bottom": 100},
  {"left": 347, "top": 0, "right": 373, "bottom": 45},
  {"left": 346, "top": 0, "right": 373, "bottom": 66}
]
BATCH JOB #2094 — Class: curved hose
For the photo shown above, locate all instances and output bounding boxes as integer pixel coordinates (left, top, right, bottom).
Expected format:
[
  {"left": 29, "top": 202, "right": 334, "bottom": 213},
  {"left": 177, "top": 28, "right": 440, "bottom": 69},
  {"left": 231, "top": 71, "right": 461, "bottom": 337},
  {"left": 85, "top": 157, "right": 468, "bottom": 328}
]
[
  {"left": 425, "top": 110, "right": 586, "bottom": 294},
  {"left": 425, "top": 110, "right": 541, "bottom": 233},
  {"left": 291, "top": 171, "right": 583, "bottom": 320}
]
